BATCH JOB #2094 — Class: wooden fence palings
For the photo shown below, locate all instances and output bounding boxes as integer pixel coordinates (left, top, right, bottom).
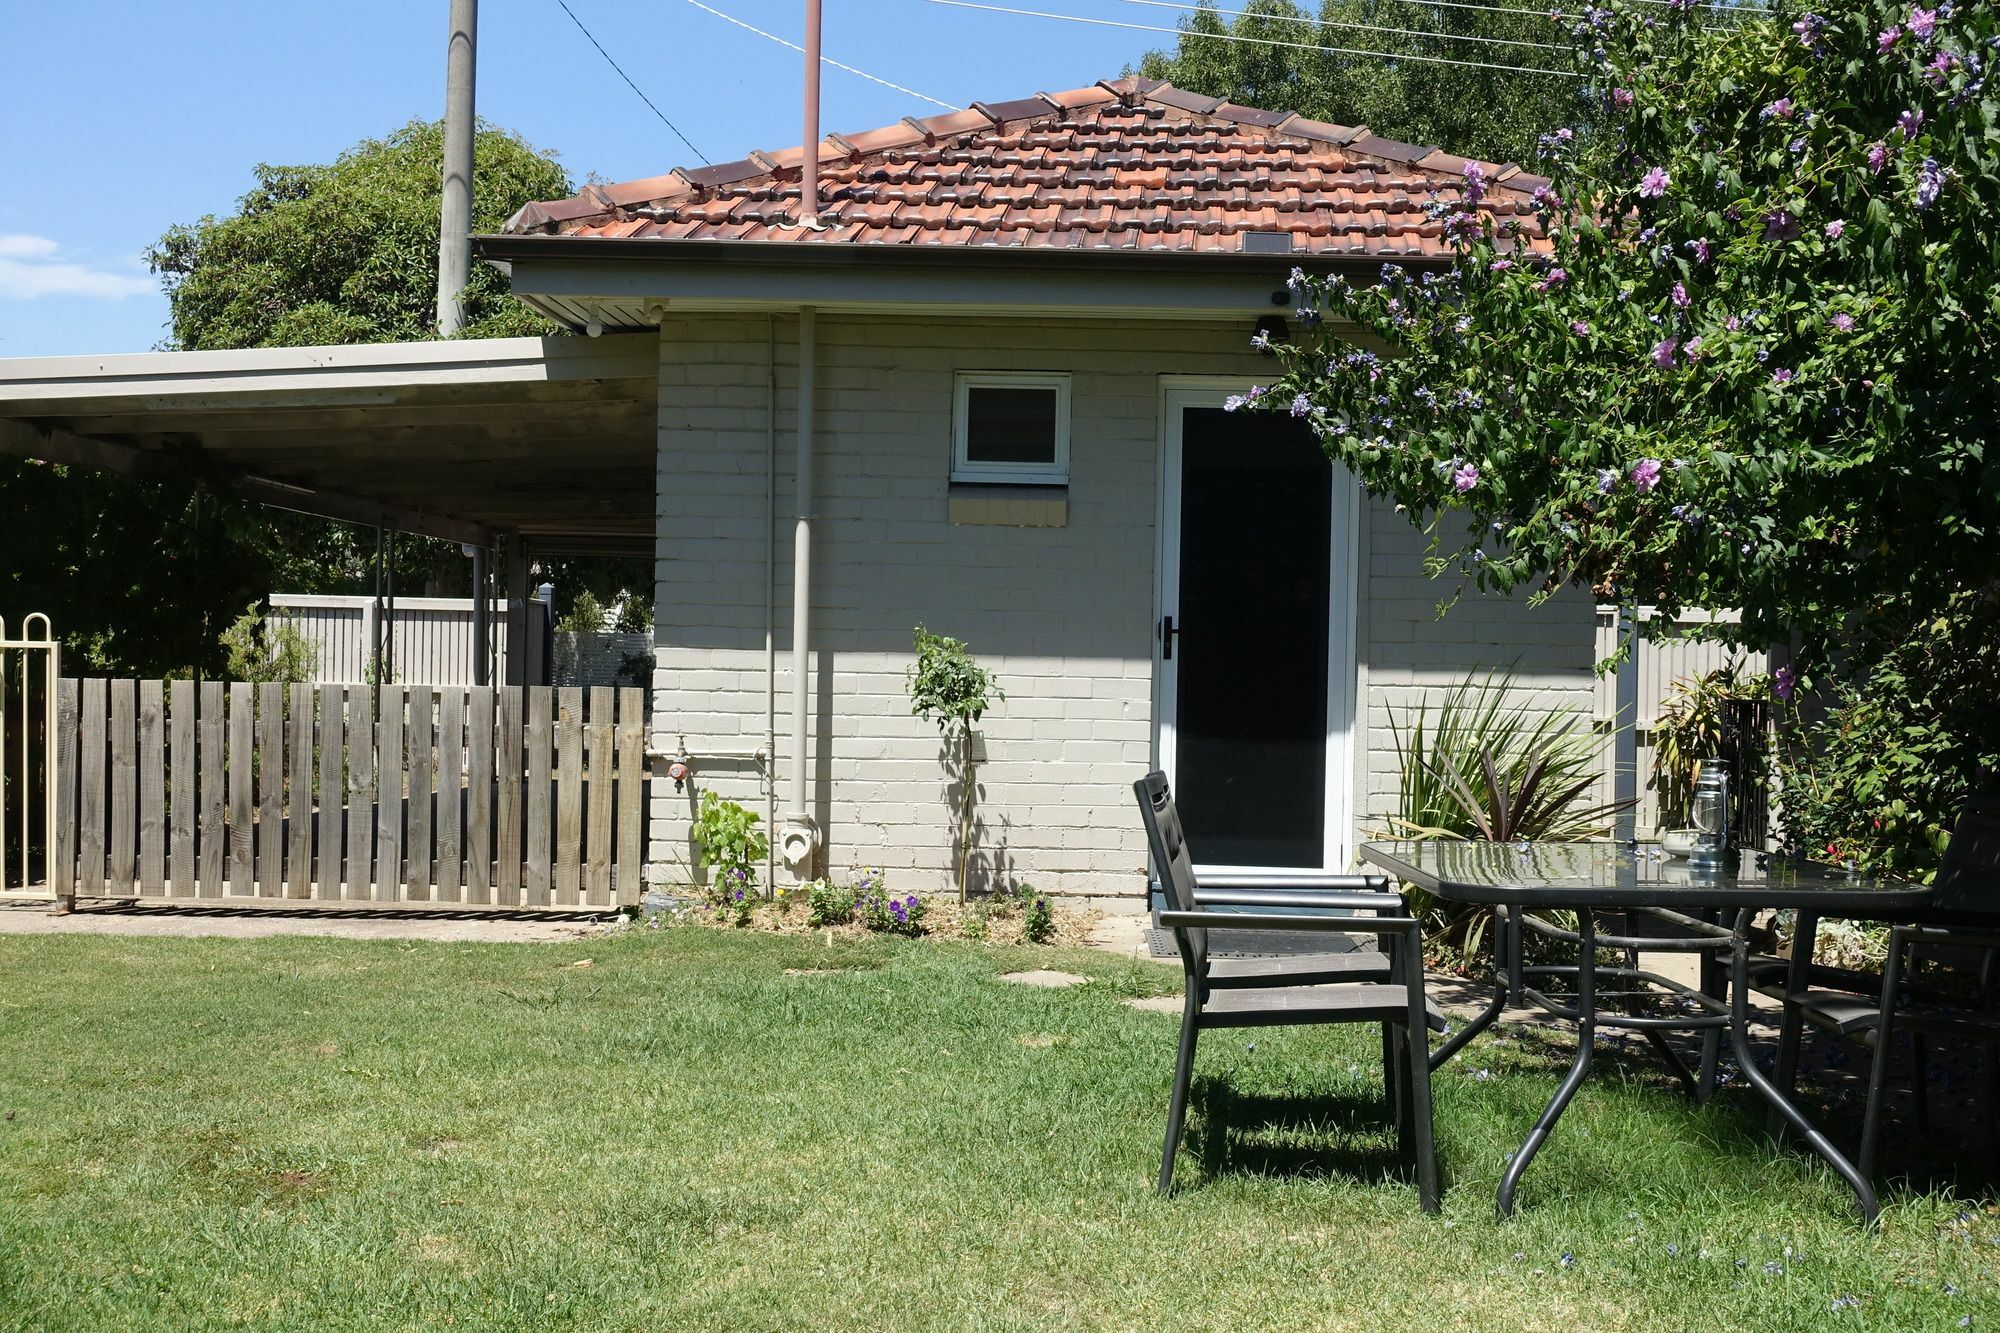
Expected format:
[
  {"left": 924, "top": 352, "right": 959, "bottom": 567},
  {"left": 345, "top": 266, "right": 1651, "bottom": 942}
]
[
  {"left": 137, "top": 681, "right": 164, "bottom": 892},
  {"left": 197, "top": 682, "right": 225, "bottom": 898},
  {"left": 466, "top": 687, "right": 494, "bottom": 904},
  {"left": 495, "top": 686, "right": 523, "bottom": 906},
  {"left": 616, "top": 687, "right": 645, "bottom": 903},
  {"left": 169, "top": 681, "right": 195, "bottom": 897},
  {"left": 406, "top": 684, "right": 433, "bottom": 902},
  {"left": 585, "top": 686, "right": 614, "bottom": 906},
  {"left": 108, "top": 679, "right": 136, "bottom": 895},
  {"left": 344, "top": 687, "right": 374, "bottom": 901},
  {"left": 555, "top": 686, "right": 583, "bottom": 905},
  {"left": 286, "top": 684, "right": 312, "bottom": 898},
  {"left": 375, "top": 686, "right": 403, "bottom": 904},
  {"left": 76, "top": 679, "right": 106, "bottom": 896},
  {"left": 53, "top": 680, "right": 78, "bottom": 898},
  {"left": 227, "top": 682, "right": 254, "bottom": 895},
  {"left": 51, "top": 678, "right": 646, "bottom": 909},
  {"left": 317, "top": 684, "right": 343, "bottom": 899},
  {"left": 437, "top": 688, "right": 464, "bottom": 903},
  {"left": 524, "top": 687, "right": 552, "bottom": 907},
  {"left": 256, "top": 683, "right": 283, "bottom": 894}
]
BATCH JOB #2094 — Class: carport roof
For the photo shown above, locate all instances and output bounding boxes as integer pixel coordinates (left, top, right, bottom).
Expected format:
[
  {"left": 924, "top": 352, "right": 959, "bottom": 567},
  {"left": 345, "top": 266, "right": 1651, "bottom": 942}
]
[{"left": 0, "top": 335, "right": 657, "bottom": 551}]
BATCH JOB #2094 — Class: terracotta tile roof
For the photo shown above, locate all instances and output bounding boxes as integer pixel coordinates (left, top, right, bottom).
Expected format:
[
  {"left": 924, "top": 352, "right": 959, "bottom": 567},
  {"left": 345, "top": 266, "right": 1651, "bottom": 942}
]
[{"left": 503, "top": 76, "right": 1550, "bottom": 259}]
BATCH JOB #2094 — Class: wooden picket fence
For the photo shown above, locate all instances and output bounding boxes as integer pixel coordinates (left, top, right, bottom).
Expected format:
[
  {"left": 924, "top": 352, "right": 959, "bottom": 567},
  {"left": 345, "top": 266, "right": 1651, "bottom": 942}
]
[{"left": 52, "top": 680, "right": 648, "bottom": 908}]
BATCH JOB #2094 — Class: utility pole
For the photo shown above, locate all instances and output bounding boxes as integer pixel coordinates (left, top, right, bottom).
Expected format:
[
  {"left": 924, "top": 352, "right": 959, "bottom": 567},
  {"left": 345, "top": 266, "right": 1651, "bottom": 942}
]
[
  {"left": 800, "top": 0, "right": 821, "bottom": 228},
  {"left": 435, "top": 0, "right": 478, "bottom": 335}
]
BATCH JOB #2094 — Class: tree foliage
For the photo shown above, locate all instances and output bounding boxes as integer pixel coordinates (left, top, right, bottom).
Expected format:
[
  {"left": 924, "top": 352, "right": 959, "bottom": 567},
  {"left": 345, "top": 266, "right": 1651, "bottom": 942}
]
[
  {"left": 149, "top": 119, "right": 570, "bottom": 349},
  {"left": 4, "top": 121, "right": 574, "bottom": 676},
  {"left": 1260, "top": 0, "right": 1996, "bottom": 647},
  {"left": 1137, "top": 0, "right": 1594, "bottom": 166},
  {"left": 1248, "top": 0, "right": 1999, "bottom": 872}
]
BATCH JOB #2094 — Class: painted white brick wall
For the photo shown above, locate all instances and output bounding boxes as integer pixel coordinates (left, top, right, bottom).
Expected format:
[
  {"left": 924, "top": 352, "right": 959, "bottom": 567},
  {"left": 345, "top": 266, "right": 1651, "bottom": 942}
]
[{"left": 649, "top": 313, "right": 1598, "bottom": 904}]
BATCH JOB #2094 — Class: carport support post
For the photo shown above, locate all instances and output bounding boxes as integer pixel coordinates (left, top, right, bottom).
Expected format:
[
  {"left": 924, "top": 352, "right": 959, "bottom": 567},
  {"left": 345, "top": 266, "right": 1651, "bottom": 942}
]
[
  {"left": 471, "top": 544, "right": 490, "bottom": 687},
  {"left": 503, "top": 533, "right": 528, "bottom": 687}
]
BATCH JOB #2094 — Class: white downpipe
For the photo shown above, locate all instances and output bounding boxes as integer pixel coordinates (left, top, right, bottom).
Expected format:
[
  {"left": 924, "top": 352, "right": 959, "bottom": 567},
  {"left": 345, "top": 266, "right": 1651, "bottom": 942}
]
[
  {"left": 765, "top": 316, "right": 779, "bottom": 891},
  {"left": 780, "top": 307, "right": 820, "bottom": 872}
]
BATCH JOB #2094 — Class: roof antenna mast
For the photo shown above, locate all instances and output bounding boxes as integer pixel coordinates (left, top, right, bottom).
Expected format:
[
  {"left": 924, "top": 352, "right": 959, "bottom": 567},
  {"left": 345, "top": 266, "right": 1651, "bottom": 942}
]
[
  {"left": 436, "top": 0, "right": 479, "bottom": 335},
  {"left": 801, "top": 0, "right": 823, "bottom": 229}
]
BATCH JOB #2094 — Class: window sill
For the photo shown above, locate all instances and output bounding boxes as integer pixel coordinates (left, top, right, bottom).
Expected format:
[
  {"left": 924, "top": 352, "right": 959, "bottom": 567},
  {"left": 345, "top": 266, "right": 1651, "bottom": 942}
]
[{"left": 947, "top": 483, "right": 1068, "bottom": 528}]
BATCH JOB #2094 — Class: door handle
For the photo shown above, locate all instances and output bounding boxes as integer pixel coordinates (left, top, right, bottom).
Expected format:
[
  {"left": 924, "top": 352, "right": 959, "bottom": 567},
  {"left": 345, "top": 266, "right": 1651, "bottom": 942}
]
[{"left": 1161, "top": 614, "right": 1180, "bottom": 660}]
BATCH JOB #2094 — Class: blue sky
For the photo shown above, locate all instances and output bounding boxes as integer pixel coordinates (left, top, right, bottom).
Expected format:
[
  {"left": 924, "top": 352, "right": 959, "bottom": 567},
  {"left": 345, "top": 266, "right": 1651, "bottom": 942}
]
[{"left": 0, "top": 1, "right": 1160, "bottom": 358}]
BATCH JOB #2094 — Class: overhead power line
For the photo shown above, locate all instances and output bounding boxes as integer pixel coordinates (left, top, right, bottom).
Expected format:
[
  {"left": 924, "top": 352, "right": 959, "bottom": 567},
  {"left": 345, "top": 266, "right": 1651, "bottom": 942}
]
[
  {"left": 922, "top": 0, "right": 1583, "bottom": 77},
  {"left": 683, "top": 0, "right": 961, "bottom": 110},
  {"left": 554, "top": 0, "right": 709, "bottom": 163},
  {"left": 1116, "top": 0, "right": 1569, "bottom": 52},
  {"left": 1119, "top": 0, "right": 1736, "bottom": 35}
]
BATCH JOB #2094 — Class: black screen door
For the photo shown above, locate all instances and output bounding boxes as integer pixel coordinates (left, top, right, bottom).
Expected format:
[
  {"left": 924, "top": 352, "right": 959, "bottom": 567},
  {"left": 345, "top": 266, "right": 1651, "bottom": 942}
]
[{"left": 1164, "top": 403, "right": 1335, "bottom": 869}]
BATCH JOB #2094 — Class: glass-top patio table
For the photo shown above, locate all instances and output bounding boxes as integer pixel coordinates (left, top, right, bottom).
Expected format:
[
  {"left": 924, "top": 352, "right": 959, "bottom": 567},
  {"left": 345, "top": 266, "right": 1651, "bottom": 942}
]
[{"left": 1358, "top": 840, "right": 1932, "bottom": 1224}]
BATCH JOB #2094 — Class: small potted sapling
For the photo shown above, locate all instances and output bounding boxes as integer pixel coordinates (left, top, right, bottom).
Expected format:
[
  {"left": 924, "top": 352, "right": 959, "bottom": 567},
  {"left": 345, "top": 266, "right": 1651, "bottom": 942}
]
[{"left": 906, "top": 625, "right": 1003, "bottom": 903}]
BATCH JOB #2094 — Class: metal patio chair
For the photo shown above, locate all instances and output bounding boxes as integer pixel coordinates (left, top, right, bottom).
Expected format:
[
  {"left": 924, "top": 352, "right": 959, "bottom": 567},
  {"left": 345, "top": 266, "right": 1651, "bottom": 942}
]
[
  {"left": 1133, "top": 771, "right": 1444, "bottom": 1211},
  {"left": 1765, "top": 796, "right": 2000, "bottom": 1177}
]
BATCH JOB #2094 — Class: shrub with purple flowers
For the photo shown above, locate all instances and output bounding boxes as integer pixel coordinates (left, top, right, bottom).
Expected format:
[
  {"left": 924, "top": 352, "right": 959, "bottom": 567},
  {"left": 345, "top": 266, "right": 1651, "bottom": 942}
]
[
  {"left": 858, "top": 880, "right": 929, "bottom": 938},
  {"left": 1250, "top": 0, "right": 2000, "bottom": 881}
]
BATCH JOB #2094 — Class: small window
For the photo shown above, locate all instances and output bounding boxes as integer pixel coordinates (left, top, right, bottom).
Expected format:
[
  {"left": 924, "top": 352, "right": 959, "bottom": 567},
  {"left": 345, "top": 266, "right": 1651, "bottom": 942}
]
[{"left": 952, "top": 371, "right": 1070, "bottom": 485}]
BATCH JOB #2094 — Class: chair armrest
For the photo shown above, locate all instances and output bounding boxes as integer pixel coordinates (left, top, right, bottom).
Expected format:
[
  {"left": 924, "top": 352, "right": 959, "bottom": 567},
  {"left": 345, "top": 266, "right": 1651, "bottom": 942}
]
[
  {"left": 1195, "top": 874, "right": 1394, "bottom": 892},
  {"left": 1897, "top": 924, "right": 2000, "bottom": 952},
  {"left": 1194, "top": 887, "right": 1407, "bottom": 914},
  {"left": 1159, "top": 910, "right": 1420, "bottom": 933}
]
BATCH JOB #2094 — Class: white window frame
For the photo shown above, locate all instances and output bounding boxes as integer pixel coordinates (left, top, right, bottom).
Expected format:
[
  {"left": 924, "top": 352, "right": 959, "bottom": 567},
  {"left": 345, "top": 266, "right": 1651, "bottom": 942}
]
[{"left": 951, "top": 371, "right": 1071, "bottom": 486}]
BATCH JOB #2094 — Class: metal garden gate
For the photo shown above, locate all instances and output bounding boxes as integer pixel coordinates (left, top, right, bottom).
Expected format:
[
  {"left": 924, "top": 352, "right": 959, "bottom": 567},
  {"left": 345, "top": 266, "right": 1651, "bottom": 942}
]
[{"left": 1, "top": 614, "right": 58, "bottom": 899}]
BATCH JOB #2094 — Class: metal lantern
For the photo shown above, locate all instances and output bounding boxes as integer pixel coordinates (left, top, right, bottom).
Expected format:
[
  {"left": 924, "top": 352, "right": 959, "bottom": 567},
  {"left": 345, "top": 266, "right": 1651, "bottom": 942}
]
[{"left": 1689, "top": 757, "right": 1732, "bottom": 869}]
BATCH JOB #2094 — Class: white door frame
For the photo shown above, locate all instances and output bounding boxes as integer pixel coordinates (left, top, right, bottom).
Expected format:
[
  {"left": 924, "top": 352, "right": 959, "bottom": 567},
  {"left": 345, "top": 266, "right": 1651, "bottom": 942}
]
[{"left": 1153, "top": 378, "right": 1362, "bottom": 877}]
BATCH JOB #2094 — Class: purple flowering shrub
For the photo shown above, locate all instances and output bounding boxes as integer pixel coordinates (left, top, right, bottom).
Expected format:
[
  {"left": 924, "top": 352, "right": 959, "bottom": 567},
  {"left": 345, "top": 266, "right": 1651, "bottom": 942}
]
[
  {"left": 857, "top": 874, "right": 929, "bottom": 938},
  {"left": 1255, "top": 0, "right": 1999, "bottom": 659}
]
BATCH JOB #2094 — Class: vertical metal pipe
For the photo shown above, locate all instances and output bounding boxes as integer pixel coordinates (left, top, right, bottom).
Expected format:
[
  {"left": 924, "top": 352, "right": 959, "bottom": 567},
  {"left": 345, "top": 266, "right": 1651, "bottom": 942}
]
[
  {"left": 1613, "top": 602, "right": 1640, "bottom": 841},
  {"left": 434, "top": 0, "right": 479, "bottom": 335},
  {"left": 800, "top": 0, "right": 822, "bottom": 227},
  {"left": 766, "top": 316, "right": 779, "bottom": 890},
  {"left": 471, "top": 545, "right": 490, "bottom": 687},
  {"left": 503, "top": 532, "right": 529, "bottom": 686},
  {"left": 788, "top": 308, "right": 816, "bottom": 826}
]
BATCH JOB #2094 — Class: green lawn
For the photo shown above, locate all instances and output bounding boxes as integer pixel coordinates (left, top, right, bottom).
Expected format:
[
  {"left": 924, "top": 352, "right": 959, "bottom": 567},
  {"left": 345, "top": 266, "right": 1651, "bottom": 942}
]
[{"left": 0, "top": 928, "right": 1992, "bottom": 1331}]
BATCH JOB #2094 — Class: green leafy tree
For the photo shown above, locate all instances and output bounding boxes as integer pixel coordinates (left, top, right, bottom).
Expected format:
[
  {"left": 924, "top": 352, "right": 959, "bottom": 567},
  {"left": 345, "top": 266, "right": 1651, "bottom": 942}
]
[
  {"left": 3, "top": 120, "right": 573, "bottom": 676},
  {"left": 906, "top": 626, "right": 1004, "bottom": 902},
  {"left": 149, "top": 119, "right": 570, "bottom": 348},
  {"left": 219, "top": 603, "right": 320, "bottom": 683},
  {"left": 1137, "top": 0, "right": 1592, "bottom": 166},
  {"left": 1249, "top": 0, "right": 2000, "bottom": 873}
]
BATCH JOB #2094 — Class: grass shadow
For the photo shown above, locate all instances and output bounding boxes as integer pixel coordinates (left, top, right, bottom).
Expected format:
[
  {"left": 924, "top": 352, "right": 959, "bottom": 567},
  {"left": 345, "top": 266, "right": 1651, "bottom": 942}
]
[{"left": 1186, "top": 1074, "right": 1413, "bottom": 1187}]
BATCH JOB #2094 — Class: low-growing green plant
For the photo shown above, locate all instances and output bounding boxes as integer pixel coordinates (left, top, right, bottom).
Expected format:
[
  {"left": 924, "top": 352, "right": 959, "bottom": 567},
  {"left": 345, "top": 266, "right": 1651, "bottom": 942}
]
[
  {"left": 805, "top": 878, "right": 857, "bottom": 928},
  {"left": 853, "top": 868, "right": 926, "bottom": 937},
  {"left": 1022, "top": 892, "right": 1055, "bottom": 946},
  {"left": 1389, "top": 669, "right": 1632, "bottom": 953},
  {"left": 691, "top": 793, "right": 769, "bottom": 911}
]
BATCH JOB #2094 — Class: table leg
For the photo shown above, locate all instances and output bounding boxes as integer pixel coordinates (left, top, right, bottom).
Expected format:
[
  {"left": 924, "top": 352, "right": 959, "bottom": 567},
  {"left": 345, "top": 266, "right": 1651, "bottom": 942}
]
[
  {"left": 1696, "top": 917, "right": 1724, "bottom": 1103},
  {"left": 1498, "top": 909, "right": 1596, "bottom": 1219},
  {"left": 1431, "top": 904, "right": 1510, "bottom": 1072},
  {"left": 1729, "top": 934, "right": 1880, "bottom": 1227}
]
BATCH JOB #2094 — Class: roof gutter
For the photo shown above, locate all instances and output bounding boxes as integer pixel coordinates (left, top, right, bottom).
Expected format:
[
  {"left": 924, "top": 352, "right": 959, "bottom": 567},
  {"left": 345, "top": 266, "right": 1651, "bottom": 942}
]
[{"left": 471, "top": 233, "right": 1454, "bottom": 277}]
